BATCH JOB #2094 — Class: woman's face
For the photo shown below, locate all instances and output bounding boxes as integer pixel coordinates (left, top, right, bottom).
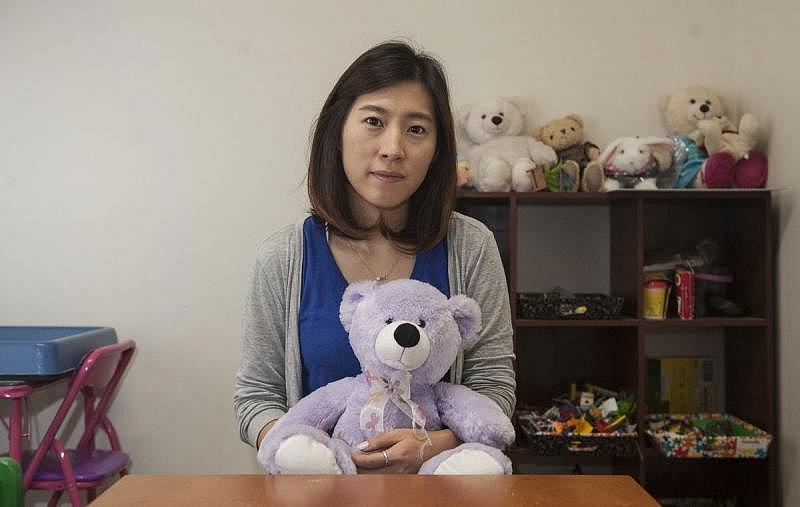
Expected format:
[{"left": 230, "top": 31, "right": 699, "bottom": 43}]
[{"left": 340, "top": 81, "right": 438, "bottom": 215}]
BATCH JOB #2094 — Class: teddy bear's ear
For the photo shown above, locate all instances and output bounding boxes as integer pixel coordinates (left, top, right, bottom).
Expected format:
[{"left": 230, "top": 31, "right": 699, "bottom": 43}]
[
  {"left": 505, "top": 97, "right": 528, "bottom": 117},
  {"left": 448, "top": 295, "right": 482, "bottom": 350},
  {"left": 340, "top": 281, "right": 377, "bottom": 332},
  {"left": 566, "top": 114, "right": 584, "bottom": 128},
  {"left": 456, "top": 104, "right": 472, "bottom": 128},
  {"left": 658, "top": 94, "right": 671, "bottom": 115},
  {"left": 533, "top": 126, "right": 544, "bottom": 141}
]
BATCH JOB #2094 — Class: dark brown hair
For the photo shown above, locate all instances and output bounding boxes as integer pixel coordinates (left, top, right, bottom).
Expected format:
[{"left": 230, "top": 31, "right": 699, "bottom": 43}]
[{"left": 307, "top": 41, "right": 457, "bottom": 254}]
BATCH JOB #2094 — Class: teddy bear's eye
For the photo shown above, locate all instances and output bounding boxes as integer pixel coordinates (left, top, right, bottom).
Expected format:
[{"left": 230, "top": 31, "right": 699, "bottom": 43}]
[
  {"left": 570, "top": 127, "right": 575, "bottom": 132},
  {"left": 705, "top": 100, "right": 711, "bottom": 105},
  {"left": 639, "top": 149, "right": 644, "bottom": 154},
  {"left": 481, "top": 114, "right": 486, "bottom": 119},
  {"left": 550, "top": 135, "right": 554, "bottom": 140},
  {"left": 418, "top": 319, "right": 426, "bottom": 328},
  {"left": 385, "top": 318, "right": 393, "bottom": 324},
  {"left": 689, "top": 99, "right": 696, "bottom": 104},
  {"left": 620, "top": 149, "right": 625, "bottom": 154},
  {"left": 499, "top": 112, "right": 504, "bottom": 117}
]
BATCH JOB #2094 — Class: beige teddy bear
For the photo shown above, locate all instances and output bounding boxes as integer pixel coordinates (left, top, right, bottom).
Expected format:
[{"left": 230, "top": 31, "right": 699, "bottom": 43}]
[
  {"left": 534, "top": 114, "right": 604, "bottom": 192},
  {"left": 659, "top": 85, "right": 766, "bottom": 188}
]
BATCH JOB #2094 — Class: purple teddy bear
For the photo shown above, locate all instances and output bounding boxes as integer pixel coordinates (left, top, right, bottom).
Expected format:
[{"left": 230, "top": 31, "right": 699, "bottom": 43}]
[{"left": 257, "top": 279, "right": 515, "bottom": 474}]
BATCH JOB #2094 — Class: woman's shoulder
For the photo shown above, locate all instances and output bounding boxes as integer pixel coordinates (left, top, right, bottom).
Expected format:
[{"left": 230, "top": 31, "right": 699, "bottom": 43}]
[
  {"left": 253, "top": 216, "right": 308, "bottom": 264},
  {"left": 448, "top": 211, "right": 493, "bottom": 245}
]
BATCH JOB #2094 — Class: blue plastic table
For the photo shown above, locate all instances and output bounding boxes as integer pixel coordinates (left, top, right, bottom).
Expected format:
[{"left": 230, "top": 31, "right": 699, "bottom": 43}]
[{"left": 0, "top": 327, "right": 118, "bottom": 464}]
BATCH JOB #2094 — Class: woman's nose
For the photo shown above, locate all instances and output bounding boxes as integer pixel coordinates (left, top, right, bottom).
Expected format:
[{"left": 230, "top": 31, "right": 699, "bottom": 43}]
[{"left": 379, "top": 128, "right": 405, "bottom": 160}]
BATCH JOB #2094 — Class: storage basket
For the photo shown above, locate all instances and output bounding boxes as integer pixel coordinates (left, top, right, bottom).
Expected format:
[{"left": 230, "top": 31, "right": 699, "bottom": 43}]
[
  {"left": 517, "top": 292, "right": 625, "bottom": 320},
  {"left": 517, "top": 412, "right": 638, "bottom": 458},
  {"left": 646, "top": 413, "right": 772, "bottom": 458}
]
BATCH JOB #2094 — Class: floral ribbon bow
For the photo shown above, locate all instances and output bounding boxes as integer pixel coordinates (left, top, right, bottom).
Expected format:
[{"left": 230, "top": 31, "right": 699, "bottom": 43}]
[{"left": 359, "top": 370, "right": 427, "bottom": 438}]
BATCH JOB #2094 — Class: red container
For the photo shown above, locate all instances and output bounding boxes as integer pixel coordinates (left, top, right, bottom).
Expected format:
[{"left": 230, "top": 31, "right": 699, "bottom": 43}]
[{"left": 675, "top": 269, "right": 695, "bottom": 320}]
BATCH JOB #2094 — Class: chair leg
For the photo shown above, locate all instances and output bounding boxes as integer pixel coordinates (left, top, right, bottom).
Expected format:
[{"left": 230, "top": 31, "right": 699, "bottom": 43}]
[
  {"left": 47, "top": 490, "right": 63, "bottom": 507},
  {"left": 51, "top": 439, "right": 84, "bottom": 507}
]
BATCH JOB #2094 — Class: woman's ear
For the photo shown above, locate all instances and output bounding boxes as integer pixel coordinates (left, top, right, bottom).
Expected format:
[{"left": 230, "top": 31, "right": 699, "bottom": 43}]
[
  {"left": 340, "top": 281, "right": 377, "bottom": 332},
  {"left": 448, "top": 295, "right": 482, "bottom": 350}
]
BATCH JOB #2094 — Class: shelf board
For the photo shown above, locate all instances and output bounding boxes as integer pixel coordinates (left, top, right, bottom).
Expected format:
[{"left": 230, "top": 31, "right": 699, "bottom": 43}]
[
  {"left": 515, "top": 317, "right": 768, "bottom": 328},
  {"left": 456, "top": 189, "right": 771, "bottom": 202},
  {"left": 639, "top": 317, "right": 768, "bottom": 328},
  {"left": 457, "top": 191, "right": 610, "bottom": 203},
  {"left": 516, "top": 318, "right": 639, "bottom": 327}
]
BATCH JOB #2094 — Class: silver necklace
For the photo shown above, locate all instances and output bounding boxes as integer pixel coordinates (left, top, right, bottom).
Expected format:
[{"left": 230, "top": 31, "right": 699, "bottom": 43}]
[{"left": 344, "top": 237, "right": 402, "bottom": 282}]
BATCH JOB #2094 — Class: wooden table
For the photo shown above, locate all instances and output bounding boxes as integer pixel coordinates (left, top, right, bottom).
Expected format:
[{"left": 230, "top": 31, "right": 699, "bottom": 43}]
[{"left": 92, "top": 474, "right": 658, "bottom": 506}]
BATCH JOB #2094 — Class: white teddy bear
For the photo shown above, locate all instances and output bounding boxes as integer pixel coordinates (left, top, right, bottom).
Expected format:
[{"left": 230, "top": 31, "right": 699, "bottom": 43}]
[{"left": 457, "top": 97, "right": 557, "bottom": 192}]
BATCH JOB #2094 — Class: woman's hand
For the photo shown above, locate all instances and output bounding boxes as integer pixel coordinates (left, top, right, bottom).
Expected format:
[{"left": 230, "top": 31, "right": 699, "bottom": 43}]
[{"left": 352, "top": 428, "right": 460, "bottom": 474}]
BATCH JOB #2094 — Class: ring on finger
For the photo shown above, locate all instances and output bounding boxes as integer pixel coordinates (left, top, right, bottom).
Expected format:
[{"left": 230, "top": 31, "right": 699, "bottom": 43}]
[{"left": 382, "top": 449, "right": 390, "bottom": 467}]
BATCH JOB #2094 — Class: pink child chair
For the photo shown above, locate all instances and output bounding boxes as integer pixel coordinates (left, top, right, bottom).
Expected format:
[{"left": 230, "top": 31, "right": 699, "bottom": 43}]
[{"left": 21, "top": 340, "right": 136, "bottom": 506}]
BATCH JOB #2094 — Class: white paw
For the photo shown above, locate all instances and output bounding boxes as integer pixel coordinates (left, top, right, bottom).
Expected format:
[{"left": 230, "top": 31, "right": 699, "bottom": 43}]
[
  {"left": 432, "top": 449, "right": 505, "bottom": 475},
  {"left": 603, "top": 178, "right": 621, "bottom": 191},
  {"left": 511, "top": 168, "right": 534, "bottom": 192},
  {"left": 274, "top": 435, "right": 343, "bottom": 475},
  {"left": 636, "top": 178, "right": 658, "bottom": 190}
]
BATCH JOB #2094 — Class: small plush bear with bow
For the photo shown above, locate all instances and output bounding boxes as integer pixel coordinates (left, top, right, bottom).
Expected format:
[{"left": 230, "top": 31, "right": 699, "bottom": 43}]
[{"left": 257, "top": 279, "right": 515, "bottom": 475}]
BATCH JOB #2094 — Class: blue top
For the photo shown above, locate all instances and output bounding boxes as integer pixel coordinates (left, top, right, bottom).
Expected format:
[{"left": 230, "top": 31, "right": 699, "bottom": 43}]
[{"left": 299, "top": 217, "right": 449, "bottom": 396}]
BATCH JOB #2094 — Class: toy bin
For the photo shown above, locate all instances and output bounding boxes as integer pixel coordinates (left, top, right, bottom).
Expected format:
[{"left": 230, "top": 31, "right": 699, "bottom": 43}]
[
  {"left": 0, "top": 327, "right": 118, "bottom": 379},
  {"left": 517, "top": 411, "right": 638, "bottom": 458},
  {"left": 646, "top": 413, "right": 772, "bottom": 458},
  {"left": 517, "top": 292, "right": 625, "bottom": 320}
]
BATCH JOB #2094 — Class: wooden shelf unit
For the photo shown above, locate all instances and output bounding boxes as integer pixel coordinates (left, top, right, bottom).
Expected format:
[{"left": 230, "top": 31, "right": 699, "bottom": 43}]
[{"left": 456, "top": 189, "right": 776, "bottom": 506}]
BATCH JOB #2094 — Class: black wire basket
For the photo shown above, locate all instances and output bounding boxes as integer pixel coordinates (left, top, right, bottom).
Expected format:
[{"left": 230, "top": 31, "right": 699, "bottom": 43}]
[{"left": 517, "top": 292, "right": 625, "bottom": 320}]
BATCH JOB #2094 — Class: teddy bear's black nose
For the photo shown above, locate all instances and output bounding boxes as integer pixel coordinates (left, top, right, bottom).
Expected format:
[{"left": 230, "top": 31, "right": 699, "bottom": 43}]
[
  {"left": 394, "top": 323, "right": 420, "bottom": 348},
  {"left": 700, "top": 104, "right": 710, "bottom": 113},
  {"left": 491, "top": 115, "right": 503, "bottom": 125}
]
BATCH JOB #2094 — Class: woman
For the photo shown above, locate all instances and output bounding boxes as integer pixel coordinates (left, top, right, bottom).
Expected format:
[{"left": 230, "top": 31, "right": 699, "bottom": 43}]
[{"left": 234, "top": 41, "right": 515, "bottom": 473}]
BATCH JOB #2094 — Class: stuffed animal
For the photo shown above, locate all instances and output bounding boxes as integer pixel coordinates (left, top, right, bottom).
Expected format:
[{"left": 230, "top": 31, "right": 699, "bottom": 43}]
[
  {"left": 457, "top": 97, "right": 557, "bottom": 192},
  {"left": 533, "top": 114, "right": 604, "bottom": 192},
  {"left": 696, "top": 114, "right": 767, "bottom": 188},
  {"left": 257, "top": 279, "right": 515, "bottom": 475},
  {"left": 599, "top": 136, "right": 674, "bottom": 190},
  {"left": 659, "top": 85, "right": 768, "bottom": 188}
]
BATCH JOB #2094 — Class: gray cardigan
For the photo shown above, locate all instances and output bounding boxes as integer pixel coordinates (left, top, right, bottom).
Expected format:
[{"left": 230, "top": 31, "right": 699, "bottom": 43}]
[{"left": 234, "top": 212, "right": 516, "bottom": 447}]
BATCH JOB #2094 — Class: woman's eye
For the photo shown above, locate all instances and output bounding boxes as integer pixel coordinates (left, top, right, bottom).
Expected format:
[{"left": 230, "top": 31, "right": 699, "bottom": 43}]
[
  {"left": 408, "top": 125, "right": 426, "bottom": 135},
  {"left": 418, "top": 319, "right": 426, "bottom": 328},
  {"left": 365, "top": 117, "right": 383, "bottom": 127},
  {"left": 385, "top": 318, "right": 393, "bottom": 324}
]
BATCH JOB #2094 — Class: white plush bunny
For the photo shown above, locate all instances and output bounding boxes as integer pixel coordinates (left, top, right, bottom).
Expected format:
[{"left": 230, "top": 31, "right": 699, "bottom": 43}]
[{"left": 599, "top": 136, "right": 673, "bottom": 191}]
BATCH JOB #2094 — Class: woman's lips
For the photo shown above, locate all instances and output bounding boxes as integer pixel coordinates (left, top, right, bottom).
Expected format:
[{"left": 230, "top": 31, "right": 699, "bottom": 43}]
[{"left": 370, "top": 171, "right": 405, "bottom": 183}]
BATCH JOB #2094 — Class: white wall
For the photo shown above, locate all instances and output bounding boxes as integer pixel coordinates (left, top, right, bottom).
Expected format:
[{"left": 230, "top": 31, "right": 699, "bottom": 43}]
[
  {"left": 733, "top": 1, "right": 800, "bottom": 504},
  {"left": 0, "top": 0, "right": 794, "bottom": 501}
]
